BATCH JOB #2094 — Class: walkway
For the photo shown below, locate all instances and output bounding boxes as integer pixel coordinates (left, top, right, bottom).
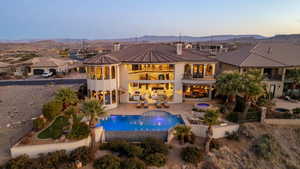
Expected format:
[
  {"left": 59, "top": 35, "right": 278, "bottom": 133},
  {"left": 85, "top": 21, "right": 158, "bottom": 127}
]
[{"left": 0, "top": 79, "right": 86, "bottom": 86}]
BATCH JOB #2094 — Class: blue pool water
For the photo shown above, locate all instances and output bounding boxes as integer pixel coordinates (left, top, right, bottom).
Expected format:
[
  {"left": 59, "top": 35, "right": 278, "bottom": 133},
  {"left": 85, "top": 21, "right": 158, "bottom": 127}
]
[
  {"left": 197, "top": 103, "right": 210, "bottom": 107},
  {"left": 96, "top": 112, "right": 184, "bottom": 131}
]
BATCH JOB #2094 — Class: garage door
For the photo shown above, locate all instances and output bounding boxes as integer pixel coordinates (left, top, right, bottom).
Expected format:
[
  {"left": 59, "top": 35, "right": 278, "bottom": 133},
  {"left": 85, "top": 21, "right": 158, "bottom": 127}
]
[{"left": 33, "top": 69, "right": 44, "bottom": 75}]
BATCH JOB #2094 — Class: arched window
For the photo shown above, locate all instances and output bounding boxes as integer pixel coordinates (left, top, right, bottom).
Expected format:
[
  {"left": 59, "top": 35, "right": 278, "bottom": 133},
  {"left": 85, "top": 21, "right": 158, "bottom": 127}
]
[
  {"left": 206, "top": 64, "right": 213, "bottom": 76},
  {"left": 111, "top": 66, "right": 116, "bottom": 79}
]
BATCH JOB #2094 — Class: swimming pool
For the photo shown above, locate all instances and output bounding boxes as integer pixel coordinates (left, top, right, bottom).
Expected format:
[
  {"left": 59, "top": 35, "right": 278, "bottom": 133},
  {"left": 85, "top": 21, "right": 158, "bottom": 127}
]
[{"left": 96, "top": 111, "right": 184, "bottom": 131}]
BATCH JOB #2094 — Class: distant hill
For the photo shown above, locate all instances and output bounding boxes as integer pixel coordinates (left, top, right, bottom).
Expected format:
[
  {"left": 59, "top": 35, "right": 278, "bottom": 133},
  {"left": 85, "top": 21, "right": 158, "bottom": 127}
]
[{"left": 112, "top": 35, "right": 266, "bottom": 42}]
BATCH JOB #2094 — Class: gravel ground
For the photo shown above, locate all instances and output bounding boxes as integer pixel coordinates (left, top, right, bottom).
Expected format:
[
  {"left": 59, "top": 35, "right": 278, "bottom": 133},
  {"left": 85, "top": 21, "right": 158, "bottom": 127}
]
[{"left": 0, "top": 84, "right": 79, "bottom": 165}]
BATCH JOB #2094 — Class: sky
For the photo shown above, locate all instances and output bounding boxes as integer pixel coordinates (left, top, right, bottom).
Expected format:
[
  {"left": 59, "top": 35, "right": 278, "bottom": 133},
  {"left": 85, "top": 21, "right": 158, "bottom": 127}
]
[{"left": 0, "top": 0, "right": 300, "bottom": 40}]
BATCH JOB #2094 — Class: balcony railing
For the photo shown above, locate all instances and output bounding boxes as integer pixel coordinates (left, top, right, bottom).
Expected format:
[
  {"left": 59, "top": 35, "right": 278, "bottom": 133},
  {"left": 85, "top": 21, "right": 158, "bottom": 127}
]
[
  {"left": 182, "top": 73, "right": 215, "bottom": 81},
  {"left": 264, "top": 74, "right": 283, "bottom": 81}
]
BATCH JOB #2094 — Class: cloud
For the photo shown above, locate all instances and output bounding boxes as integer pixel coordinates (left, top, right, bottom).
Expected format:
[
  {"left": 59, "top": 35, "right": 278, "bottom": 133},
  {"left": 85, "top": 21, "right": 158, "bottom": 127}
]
[{"left": 297, "top": 19, "right": 300, "bottom": 23}]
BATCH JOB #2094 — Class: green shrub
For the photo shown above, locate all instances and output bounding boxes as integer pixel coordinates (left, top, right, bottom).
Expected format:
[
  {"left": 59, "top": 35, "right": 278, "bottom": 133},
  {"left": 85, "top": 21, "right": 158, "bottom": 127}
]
[
  {"left": 293, "top": 108, "right": 300, "bottom": 114},
  {"left": 225, "top": 131, "right": 240, "bottom": 141},
  {"left": 33, "top": 118, "right": 46, "bottom": 131},
  {"left": 181, "top": 146, "right": 203, "bottom": 164},
  {"left": 101, "top": 140, "right": 143, "bottom": 157},
  {"left": 140, "top": 138, "right": 169, "bottom": 155},
  {"left": 42, "top": 100, "right": 63, "bottom": 120},
  {"left": 64, "top": 106, "right": 78, "bottom": 118},
  {"left": 144, "top": 153, "right": 167, "bottom": 167},
  {"left": 38, "top": 150, "right": 68, "bottom": 168},
  {"left": 69, "top": 146, "right": 92, "bottom": 166},
  {"left": 123, "top": 144, "right": 143, "bottom": 157},
  {"left": 67, "top": 122, "right": 90, "bottom": 140},
  {"left": 252, "top": 134, "right": 277, "bottom": 159},
  {"left": 38, "top": 116, "right": 69, "bottom": 139},
  {"left": 93, "top": 154, "right": 121, "bottom": 169},
  {"left": 57, "top": 162, "right": 76, "bottom": 169},
  {"left": 201, "top": 161, "right": 220, "bottom": 169},
  {"left": 4, "top": 155, "right": 33, "bottom": 169},
  {"left": 226, "top": 112, "right": 239, "bottom": 123},
  {"left": 121, "top": 158, "right": 146, "bottom": 169},
  {"left": 210, "top": 139, "right": 221, "bottom": 150}
]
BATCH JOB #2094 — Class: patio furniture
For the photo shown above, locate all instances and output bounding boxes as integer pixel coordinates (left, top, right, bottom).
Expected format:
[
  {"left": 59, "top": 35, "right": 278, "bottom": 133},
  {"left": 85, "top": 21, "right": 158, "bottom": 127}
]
[
  {"left": 143, "top": 99, "right": 149, "bottom": 108},
  {"left": 162, "top": 100, "right": 169, "bottom": 108},
  {"left": 136, "top": 100, "right": 142, "bottom": 108},
  {"left": 155, "top": 100, "right": 162, "bottom": 109}
]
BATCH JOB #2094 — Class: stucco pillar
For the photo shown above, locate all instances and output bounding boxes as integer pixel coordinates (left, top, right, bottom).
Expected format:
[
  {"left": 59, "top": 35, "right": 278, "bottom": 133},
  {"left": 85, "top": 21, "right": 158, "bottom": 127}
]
[
  {"left": 203, "top": 64, "right": 207, "bottom": 76},
  {"left": 208, "top": 84, "right": 212, "bottom": 100},
  {"left": 282, "top": 68, "right": 286, "bottom": 81},
  {"left": 260, "top": 107, "right": 267, "bottom": 123}
]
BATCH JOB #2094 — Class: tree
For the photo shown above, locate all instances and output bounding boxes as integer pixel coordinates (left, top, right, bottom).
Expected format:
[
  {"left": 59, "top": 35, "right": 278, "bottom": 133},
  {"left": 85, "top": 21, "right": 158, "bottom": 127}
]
[
  {"left": 216, "top": 72, "right": 243, "bottom": 113},
  {"left": 81, "top": 99, "right": 107, "bottom": 159},
  {"left": 286, "top": 69, "right": 300, "bottom": 94},
  {"left": 55, "top": 88, "right": 79, "bottom": 110},
  {"left": 174, "top": 125, "right": 192, "bottom": 144},
  {"left": 203, "top": 110, "right": 219, "bottom": 154},
  {"left": 240, "top": 71, "right": 264, "bottom": 121}
]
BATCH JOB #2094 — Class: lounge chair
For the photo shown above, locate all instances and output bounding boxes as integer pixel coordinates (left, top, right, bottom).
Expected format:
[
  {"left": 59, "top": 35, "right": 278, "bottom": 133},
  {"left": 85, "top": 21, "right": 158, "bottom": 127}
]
[
  {"left": 136, "top": 100, "right": 142, "bottom": 108},
  {"left": 155, "top": 100, "right": 162, "bottom": 109},
  {"left": 143, "top": 99, "right": 149, "bottom": 108},
  {"left": 162, "top": 100, "right": 169, "bottom": 108}
]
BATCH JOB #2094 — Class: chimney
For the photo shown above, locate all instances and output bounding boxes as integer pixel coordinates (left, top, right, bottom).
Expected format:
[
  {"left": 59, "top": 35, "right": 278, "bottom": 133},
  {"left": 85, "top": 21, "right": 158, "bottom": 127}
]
[
  {"left": 176, "top": 42, "right": 183, "bottom": 55},
  {"left": 113, "top": 42, "right": 121, "bottom": 52}
]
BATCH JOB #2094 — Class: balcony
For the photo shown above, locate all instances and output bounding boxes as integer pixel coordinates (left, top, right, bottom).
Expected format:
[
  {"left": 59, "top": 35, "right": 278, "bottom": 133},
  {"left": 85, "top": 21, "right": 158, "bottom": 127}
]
[
  {"left": 182, "top": 73, "right": 215, "bottom": 84},
  {"left": 263, "top": 74, "right": 283, "bottom": 81}
]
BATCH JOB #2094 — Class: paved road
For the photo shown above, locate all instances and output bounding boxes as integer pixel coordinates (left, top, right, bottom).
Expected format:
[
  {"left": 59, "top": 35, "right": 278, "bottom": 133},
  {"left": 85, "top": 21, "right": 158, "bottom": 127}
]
[{"left": 0, "top": 79, "right": 86, "bottom": 86}]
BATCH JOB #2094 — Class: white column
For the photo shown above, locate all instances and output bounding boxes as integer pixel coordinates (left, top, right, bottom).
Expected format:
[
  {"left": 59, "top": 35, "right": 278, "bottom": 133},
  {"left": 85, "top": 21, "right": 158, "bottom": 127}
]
[
  {"left": 208, "top": 84, "right": 213, "bottom": 100},
  {"left": 203, "top": 64, "right": 207, "bottom": 77}
]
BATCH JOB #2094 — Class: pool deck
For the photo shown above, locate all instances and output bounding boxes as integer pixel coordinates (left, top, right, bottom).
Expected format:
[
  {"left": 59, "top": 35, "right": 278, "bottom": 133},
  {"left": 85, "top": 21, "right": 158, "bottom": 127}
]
[{"left": 107, "top": 102, "right": 195, "bottom": 116}]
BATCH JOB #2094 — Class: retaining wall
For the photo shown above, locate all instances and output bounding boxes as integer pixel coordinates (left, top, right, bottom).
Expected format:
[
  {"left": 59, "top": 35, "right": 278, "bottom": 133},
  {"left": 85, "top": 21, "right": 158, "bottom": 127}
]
[
  {"left": 264, "top": 119, "right": 300, "bottom": 126},
  {"left": 105, "top": 131, "right": 168, "bottom": 142},
  {"left": 190, "top": 124, "right": 239, "bottom": 138},
  {"left": 10, "top": 127, "right": 104, "bottom": 158}
]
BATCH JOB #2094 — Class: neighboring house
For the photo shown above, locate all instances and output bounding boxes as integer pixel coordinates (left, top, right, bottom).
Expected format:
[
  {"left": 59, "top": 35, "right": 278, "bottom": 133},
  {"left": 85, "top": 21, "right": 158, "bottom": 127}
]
[
  {"left": 217, "top": 42, "right": 300, "bottom": 97},
  {"left": 197, "top": 42, "right": 228, "bottom": 55},
  {"left": 84, "top": 43, "right": 217, "bottom": 109},
  {"left": 15, "top": 57, "right": 81, "bottom": 76},
  {"left": 0, "top": 62, "right": 11, "bottom": 73}
]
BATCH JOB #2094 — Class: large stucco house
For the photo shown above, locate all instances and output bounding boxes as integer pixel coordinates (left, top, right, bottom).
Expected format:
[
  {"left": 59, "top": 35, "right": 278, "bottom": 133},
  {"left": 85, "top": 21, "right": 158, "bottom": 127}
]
[
  {"left": 84, "top": 43, "right": 217, "bottom": 109},
  {"left": 217, "top": 42, "right": 300, "bottom": 97}
]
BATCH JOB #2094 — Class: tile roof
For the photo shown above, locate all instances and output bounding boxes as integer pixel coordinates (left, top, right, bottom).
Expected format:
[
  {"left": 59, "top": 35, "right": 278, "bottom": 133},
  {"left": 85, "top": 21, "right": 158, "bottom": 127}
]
[
  {"left": 217, "top": 42, "right": 300, "bottom": 67},
  {"left": 83, "top": 54, "right": 120, "bottom": 65},
  {"left": 112, "top": 43, "right": 216, "bottom": 63},
  {"left": 22, "top": 57, "right": 72, "bottom": 67},
  {"left": 0, "top": 62, "right": 11, "bottom": 68}
]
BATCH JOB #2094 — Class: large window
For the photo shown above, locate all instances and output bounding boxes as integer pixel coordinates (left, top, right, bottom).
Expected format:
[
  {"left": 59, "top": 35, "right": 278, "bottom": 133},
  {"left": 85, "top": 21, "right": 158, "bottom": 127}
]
[
  {"left": 104, "top": 66, "right": 110, "bottom": 79},
  {"left": 96, "top": 67, "right": 103, "bottom": 80},
  {"left": 193, "top": 64, "right": 204, "bottom": 78},
  {"left": 128, "top": 64, "right": 175, "bottom": 81},
  {"left": 183, "top": 85, "right": 210, "bottom": 98},
  {"left": 111, "top": 66, "right": 116, "bottom": 79},
  {"left": 128, "top": 83, "right": 174, "bottom": 102},
  {"left": 206, "top": 64, "right": 213, "bottom": 76},
  {"left": 105, "top": 91, "right": 111, "bottom": 104},
  {"left": 112, "top": 90, "right": 116, "bottom": 103}
]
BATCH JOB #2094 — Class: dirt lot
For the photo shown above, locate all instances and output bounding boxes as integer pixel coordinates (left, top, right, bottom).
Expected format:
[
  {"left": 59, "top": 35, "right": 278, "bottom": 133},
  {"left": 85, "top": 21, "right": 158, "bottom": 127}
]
[{"left": 0, "top": 84, "right": 79, "bottom": 165}]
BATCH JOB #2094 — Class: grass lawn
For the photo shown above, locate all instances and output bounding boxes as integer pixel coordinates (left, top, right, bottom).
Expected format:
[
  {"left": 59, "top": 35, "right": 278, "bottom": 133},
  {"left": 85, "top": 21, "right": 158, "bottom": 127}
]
[{"left": 38, "top": 116, "right": 69, "bottom": 140}]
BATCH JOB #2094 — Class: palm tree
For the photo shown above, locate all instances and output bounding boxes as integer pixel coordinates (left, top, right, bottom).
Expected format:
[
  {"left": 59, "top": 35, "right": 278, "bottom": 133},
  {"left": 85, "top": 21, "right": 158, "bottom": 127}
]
[
  {"left": 81, "top": 99, "right": 107, "bottom": 159},
  {"left": 240, "top": 71, "right": 264, "bottom": 121},
  {"left": 216, "top": 72, "right": 243, "bottom": 113},
  {"left": 203, "top": 110, "right": 219, "bottom": 154},
  {"left": 55, "top": 88, "right": 79, "bottom": 110},
  {"left": 174, "top": 125, "right": 191, "bottom": 144}
]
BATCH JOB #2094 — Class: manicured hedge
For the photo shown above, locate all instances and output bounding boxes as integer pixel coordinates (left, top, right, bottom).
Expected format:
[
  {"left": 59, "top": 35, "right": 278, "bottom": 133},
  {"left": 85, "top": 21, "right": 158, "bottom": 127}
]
[
  {"left": 38, "top": 116, "right": 69, "bottom": 139},
  {"left": 67, "top": 122, "right": 90, "bottom": 140},
  {"left": 93, "top": 154, "right": 121, "bottom": 169}
]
